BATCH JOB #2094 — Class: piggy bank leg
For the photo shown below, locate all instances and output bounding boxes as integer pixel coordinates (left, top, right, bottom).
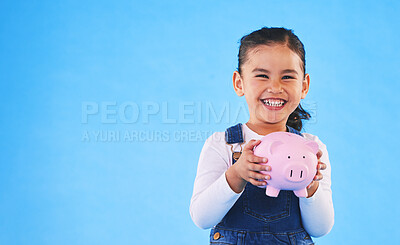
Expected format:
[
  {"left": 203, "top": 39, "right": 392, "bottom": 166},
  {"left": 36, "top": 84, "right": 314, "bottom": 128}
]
[
  {"left": 293, "top": 188, "right": 308, "bottom": 198},
  {"left": 265, "top": 186, "right": 280, "bottom": 197}
]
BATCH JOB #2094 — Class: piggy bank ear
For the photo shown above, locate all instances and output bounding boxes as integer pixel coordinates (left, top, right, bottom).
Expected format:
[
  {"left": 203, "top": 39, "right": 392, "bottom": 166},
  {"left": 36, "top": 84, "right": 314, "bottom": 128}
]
[
  {"left": 305, "top": 141, "right": 319, "bottom": 154},
  {"left": 269, "top": 141, "right": 284, "bottom": 155}
]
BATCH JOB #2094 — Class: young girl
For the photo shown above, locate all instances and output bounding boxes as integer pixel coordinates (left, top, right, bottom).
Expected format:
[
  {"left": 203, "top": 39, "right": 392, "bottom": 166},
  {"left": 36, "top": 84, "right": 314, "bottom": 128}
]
[{"left": 190, "top": 27, "right": 334, "bottom": 244}]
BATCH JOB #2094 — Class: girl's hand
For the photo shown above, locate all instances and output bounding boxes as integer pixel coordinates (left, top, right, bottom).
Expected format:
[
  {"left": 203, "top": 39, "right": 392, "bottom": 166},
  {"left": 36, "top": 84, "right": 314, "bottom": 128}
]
[
  {"left": 306, "top": 149, "right": 327, "bottom": 197},
  {"left": 225, "top": 139, "right": 270, "bottom": 193}
]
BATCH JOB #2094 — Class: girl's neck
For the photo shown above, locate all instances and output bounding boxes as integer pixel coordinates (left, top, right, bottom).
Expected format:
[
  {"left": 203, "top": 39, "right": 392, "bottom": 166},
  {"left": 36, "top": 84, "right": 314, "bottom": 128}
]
[{"left": 245, "top": 121, "right": 287, "bottom": 136}]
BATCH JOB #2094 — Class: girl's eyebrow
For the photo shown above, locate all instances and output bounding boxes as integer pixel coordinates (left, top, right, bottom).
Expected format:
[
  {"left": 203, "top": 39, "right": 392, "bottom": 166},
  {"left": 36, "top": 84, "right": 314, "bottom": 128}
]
[
  {"left": 281, "top": 69, "right": 298, "bottom": 75},
  {"left": 252, "top": 68, "right": 298, "bottom": 75},
  {"left": 252, "top": 68, "right": 270, "bottom": 73}
]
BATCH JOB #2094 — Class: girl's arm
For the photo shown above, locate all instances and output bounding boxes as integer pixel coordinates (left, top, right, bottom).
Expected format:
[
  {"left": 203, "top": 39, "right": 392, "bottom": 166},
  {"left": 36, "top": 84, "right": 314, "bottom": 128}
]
[
  {"left": 299, "top": 134, "right": 334, "bottom": 237},
  {"left": 189, "top": 132, "right": 242, "bottom": 229},
  {"left": 190, "top": 134, "right": 270, "bottom": 229}
]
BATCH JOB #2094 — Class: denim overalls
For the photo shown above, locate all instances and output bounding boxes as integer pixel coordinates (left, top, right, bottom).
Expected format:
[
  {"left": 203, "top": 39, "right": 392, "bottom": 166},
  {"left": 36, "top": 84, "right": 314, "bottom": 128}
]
[{"left": 210, "top": 123, "right": 314, "bottom": 245}]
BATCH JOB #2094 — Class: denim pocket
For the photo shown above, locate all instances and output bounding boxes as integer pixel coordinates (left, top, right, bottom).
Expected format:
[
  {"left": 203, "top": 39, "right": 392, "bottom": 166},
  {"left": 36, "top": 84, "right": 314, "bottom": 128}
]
[{"left": 243, "top": 185, "right": 291, "bottom": 223}]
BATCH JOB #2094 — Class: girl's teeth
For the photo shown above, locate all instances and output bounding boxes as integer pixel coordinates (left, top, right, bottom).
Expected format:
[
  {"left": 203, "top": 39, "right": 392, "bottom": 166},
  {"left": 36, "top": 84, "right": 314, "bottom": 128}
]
[{"left": 262, "top": 99, "right": 285, "bottom": 107}]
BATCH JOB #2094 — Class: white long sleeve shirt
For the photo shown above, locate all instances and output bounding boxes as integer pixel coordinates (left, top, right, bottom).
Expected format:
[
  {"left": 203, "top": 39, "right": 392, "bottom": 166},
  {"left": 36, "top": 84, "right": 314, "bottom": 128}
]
[{"left": 189, "top": 123, "right": 334, "bottom": 237}]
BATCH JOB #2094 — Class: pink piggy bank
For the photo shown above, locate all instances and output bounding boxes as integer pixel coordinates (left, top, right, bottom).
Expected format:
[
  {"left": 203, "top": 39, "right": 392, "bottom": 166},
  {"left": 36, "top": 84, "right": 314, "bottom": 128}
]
[{"left": 253, "top": 132, "right": 319, "bottom": 198}]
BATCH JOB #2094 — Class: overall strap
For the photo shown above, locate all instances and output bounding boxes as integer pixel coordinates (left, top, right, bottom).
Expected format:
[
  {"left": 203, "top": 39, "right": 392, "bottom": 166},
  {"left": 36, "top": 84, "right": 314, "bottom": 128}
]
[
  {"left": 286, "top": 125, "right": 303, "bottom": 137},
  {"left": 225, "top": 123, "right": 245, "bottom": 164},
  {"left": 225, "top": 123, "right": 244, "bottom": 144}
]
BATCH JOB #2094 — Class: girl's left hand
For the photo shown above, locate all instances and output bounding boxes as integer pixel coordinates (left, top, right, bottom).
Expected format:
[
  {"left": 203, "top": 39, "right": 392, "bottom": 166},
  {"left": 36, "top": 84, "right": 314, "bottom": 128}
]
[{"left": 306, "top": 149, "right": 327, "bottom": 197}]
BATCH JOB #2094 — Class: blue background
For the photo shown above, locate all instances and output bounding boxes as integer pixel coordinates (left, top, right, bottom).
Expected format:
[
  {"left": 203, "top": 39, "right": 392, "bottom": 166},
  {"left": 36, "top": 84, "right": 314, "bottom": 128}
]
[{"left": 1, "top": 0, "right": 399, "bottom": 244}]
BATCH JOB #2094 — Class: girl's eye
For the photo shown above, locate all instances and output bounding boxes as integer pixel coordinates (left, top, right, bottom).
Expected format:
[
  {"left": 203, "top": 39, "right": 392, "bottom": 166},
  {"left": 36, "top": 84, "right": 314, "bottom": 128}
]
[
  {"left": 282, "top": 75, "right": 295, "bottom": 79},
  {"left": 256, "top": 74, "right": 269, "bottom": 79}
]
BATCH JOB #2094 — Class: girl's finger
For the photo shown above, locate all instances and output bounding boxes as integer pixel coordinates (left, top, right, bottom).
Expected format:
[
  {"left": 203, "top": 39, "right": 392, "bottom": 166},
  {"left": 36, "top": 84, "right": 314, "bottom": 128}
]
[
  {"left": 248, "top": 178, "right": 268, "bottom": 187},
  {"left": 244, "top": 139, "right": 261, "bottom": 151},
  {"left": 307, "top": 181, "right": 315, "bottom": 189},
  {"left": 248, "top": 155, "right": 268, "bottom": 164},
  {"left": 318, "top": 162, "right": 327, "bottom": 170},
  {"left": 249, "top": 171, "right": 269, "bottom": 181},
  {"left": 313, "top": 172, "right": 323, "bottom": 181},
  {"left": 249, "top": 163, "right": 271, "bottom": 172},
  {"left": 316, "top": 149, "right": 323, "bottom": 159}
]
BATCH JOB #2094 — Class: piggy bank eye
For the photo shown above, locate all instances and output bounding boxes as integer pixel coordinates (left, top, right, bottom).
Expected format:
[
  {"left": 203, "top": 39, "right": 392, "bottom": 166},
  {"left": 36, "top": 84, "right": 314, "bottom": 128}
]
[
  {"left": 303, "top": 156, "right": 305, "bottom": 158},
  {"left": 288, "top": 156, "right": 291, "bottom": 159}
]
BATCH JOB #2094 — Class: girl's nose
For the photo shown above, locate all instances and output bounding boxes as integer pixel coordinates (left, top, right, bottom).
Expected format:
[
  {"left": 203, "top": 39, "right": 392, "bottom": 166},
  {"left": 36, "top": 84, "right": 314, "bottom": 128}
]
[{"left": 267, "top": 79, "right": 283, "bottom": 93}]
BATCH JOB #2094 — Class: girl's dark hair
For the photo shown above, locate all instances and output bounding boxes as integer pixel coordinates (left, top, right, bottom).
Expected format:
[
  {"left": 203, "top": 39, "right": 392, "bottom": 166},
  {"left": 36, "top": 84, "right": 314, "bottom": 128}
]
[{"left": 238, "top": 27, "right": 311, "bottom": 131}]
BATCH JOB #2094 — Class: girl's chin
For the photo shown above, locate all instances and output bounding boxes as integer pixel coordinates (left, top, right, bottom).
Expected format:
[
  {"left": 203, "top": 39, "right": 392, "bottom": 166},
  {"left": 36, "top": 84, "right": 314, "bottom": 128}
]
[
  {"left": 257, "top": 115, "right": 287, "bottom": 124},
  {"left": 251, "top": 104, "right": 293, "bottom": 124}
]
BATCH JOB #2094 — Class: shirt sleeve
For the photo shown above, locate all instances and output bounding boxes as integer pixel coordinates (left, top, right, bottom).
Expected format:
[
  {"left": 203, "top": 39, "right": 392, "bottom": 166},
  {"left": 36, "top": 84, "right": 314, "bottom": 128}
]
[
  {"left": 299, "top": 134, "right": 335, "bottom": 237},
  {"left": 189, "top": 133, "right": 243, "bottom": 229}
]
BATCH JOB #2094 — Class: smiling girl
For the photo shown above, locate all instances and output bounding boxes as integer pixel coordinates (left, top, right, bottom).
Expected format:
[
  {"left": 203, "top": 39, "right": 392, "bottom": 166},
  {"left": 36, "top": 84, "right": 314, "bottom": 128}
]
[{"left": 190, "top": 27, "right": 334, "bottom": 245}]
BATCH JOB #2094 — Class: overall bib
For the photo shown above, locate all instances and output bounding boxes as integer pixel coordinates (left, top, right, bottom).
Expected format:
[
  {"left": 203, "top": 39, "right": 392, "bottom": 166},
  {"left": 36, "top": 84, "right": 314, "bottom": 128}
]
[{"left": 210, "top": 123, "right": 314, "bottom": 245}]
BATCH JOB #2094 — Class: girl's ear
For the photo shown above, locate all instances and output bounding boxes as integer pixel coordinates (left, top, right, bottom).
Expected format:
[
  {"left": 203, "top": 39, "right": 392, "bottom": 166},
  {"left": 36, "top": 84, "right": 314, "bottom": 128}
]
[
  {"left": 301, "top": 73, "right": 310, "bottom": 99},
  {"left": 233, "top": 71, "right": 245, "bottom": 97}
]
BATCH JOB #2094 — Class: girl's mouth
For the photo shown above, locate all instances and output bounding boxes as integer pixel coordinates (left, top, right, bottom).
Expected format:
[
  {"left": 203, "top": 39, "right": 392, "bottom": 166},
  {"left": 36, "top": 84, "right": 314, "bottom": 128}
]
[{"left": 260, "top": 98, "right": 287, "bottom": 110}]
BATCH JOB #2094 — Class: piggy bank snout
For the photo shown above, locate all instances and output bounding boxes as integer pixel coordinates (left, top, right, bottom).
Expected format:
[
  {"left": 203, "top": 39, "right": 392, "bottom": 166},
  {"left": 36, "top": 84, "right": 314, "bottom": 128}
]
[{"left": 284, "top": 164, "right": 309, "bottom": 182}]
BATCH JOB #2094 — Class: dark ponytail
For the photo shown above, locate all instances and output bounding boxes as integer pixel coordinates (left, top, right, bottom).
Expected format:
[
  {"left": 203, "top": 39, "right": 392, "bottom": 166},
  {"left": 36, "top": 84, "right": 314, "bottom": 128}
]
[
  {"left": 287, "top": 104, "right": 311, "bottom": 132},
  {"left": 237, "top": 27, "right": 310, "bottom": 131}
]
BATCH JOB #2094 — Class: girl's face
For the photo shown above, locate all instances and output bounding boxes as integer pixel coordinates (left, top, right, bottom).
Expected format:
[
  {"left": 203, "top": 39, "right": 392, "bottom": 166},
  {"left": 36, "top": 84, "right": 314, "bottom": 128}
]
[{"left": 233, "top": 44, "right": 310, "bottom": 129}]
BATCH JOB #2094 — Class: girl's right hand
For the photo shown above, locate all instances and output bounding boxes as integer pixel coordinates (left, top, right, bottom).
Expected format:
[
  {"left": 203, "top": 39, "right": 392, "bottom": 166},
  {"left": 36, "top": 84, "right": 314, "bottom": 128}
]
[{"left": 225, "top": 139, "right": 271, "bottom": 193}]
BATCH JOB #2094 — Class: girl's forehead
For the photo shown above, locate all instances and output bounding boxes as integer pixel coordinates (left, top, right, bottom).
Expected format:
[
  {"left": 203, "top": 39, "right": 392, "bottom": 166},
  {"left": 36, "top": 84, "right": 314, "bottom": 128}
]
[{"left": 244, "top": 44, "right": 302, "bottom": 72}]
